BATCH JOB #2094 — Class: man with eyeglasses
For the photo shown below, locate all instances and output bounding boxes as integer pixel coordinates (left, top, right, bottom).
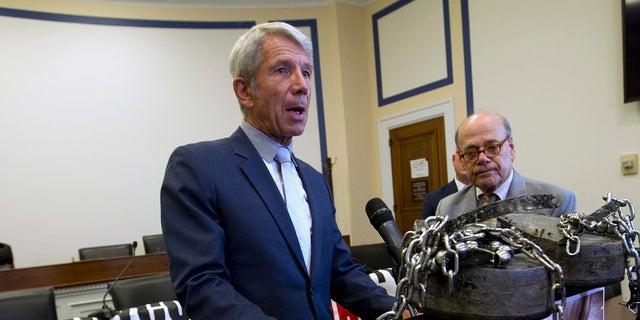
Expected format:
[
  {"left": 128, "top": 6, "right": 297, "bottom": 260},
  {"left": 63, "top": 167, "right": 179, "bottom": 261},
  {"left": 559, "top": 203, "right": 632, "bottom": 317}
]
[{"left": 435, "top": 112, "right": 576, "bottom": 220}]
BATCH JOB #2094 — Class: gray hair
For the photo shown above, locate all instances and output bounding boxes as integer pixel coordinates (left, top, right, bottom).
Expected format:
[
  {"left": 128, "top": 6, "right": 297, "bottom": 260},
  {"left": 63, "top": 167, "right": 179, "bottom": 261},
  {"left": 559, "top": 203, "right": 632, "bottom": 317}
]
[{"left": 229, "top": 22, "right": 313, "bottom": 96}]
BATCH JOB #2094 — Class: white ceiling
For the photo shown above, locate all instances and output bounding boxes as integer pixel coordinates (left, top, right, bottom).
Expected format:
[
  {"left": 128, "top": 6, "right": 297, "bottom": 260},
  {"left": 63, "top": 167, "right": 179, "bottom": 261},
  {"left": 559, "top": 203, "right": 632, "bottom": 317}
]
[{"left": 90, "top": 0, "right": 373, "bottom": 8}]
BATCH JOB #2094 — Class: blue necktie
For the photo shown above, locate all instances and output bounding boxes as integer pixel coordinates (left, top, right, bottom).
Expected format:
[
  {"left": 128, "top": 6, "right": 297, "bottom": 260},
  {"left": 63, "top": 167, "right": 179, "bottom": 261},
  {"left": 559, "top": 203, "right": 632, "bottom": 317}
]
[{"left": 275, "top": 147, "right": 311, "bottom": 272}]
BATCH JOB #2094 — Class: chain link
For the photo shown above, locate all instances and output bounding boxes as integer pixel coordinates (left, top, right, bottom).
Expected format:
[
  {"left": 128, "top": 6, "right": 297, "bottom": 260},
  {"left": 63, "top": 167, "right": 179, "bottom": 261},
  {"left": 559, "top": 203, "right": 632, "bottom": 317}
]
[
  {"left": 554, "top": 193, "right": 640, "bottom": 317},
  {"left": 604, "top": 196, "right": 640, "bottom": 315},
  {"left": 558, "top": 215, "right": 583, "bottom": 256},
  {"left": 493, "top": 227, "right": 566, "bottom": 319},
  {"left": 378, "top": 194, "right": 640, "bottom": 320},
  {"left": 376, "top": 215, "right": 566, "bottom": 320}
]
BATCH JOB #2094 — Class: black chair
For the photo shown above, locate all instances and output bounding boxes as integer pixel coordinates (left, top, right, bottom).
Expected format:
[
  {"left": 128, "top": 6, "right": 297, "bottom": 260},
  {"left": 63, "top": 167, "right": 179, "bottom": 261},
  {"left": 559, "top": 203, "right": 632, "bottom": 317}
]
[
  {"left": 142, "top": 234, "right": 166, "bottom": 254},
  {"left": 0, "top": 242, "right": 13, "bottom": 269},
  {"left": 109, "top": 273, "right": 178, "bottom": 310},
  {"left": 0, "top": 287, "right": 57, "bottom": 320},
  {"left": 78, "top": 243, "right": 134, "bottom": 260},
  {"left": 349, "top": 243, "right": 396, "bottom": 271},
  {"left": 605, "top": 282, "right": 622, "bottom": 300}
]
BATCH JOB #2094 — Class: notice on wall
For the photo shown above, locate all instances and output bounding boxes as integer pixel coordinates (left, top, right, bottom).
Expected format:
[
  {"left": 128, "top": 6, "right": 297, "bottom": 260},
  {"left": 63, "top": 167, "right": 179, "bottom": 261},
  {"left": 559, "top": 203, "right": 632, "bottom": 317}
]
[{"left": 410, "top": 158, "right": 429, "bottom": 179}]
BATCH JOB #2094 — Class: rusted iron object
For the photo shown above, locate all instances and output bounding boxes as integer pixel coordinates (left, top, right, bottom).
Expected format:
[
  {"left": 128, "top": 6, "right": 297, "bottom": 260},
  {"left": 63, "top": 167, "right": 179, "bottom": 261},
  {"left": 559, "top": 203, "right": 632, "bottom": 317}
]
[
  {"left": 420, "top": 254, "right": 552, "bottom": 320},
  {"left": 498, "top": 213, "right": 624, "bottom": 287}
]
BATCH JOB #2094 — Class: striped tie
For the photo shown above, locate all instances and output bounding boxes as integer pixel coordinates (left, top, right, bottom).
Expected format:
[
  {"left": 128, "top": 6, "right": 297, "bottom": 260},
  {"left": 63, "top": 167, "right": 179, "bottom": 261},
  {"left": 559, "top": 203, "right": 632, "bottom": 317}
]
[
  {"left": 481, "top": 193, "right": 500, "bottom": 205},
  {"left": 275, "top": 147, "right": 312, "bottom": 272}
]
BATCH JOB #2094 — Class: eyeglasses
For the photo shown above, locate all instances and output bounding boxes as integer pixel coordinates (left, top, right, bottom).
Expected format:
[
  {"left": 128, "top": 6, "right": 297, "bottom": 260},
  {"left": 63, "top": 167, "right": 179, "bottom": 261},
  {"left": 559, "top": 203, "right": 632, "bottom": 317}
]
[{"left": 458, "top": 136, "right": 511, "bottom": 162}]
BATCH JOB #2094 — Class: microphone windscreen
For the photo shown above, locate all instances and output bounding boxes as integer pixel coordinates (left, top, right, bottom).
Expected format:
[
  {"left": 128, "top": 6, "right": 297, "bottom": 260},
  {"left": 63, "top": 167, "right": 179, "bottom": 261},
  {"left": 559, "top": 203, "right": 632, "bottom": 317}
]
[{"left": 365, "top": 198, "right": 394, "bottom": 229}]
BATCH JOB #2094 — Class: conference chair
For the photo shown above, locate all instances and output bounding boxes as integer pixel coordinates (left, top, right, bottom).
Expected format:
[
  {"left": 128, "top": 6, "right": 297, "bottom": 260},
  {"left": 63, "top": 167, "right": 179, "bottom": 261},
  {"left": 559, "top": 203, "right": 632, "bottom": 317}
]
[
  {"left": 109, "top": 273, "right": 177, "bottom": 310},
  {"left": 142, "top": 234, "right": 166, "bottom": 254},
  {"left": 0, "top": 287, "right": 57, "bottom": 320},
  {"left": 78, "top": 243, "right": 134, "bottom": 260},
  {"left": 0, "top": 242, "right": 13, "bottom": 269},
  {"left": 349, "top": 243, "right": 396, "bottom": 271}
]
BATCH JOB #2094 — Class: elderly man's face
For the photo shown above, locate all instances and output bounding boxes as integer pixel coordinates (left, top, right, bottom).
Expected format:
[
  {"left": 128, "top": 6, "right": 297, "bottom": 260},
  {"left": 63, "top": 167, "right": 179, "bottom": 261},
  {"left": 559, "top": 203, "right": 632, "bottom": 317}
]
[
  {"left": 240, "top": 34, "right": 312, "bottom": 146},
  {"left": 457, "top": 113, "right": 515, "bottom": 193}
]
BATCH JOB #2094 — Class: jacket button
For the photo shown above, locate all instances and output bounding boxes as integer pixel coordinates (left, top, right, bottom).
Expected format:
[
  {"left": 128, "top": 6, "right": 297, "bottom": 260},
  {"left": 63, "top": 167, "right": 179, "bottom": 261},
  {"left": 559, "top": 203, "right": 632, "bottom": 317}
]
[{"left": 308, "top": 288, "right": 314, "bottom": 296}]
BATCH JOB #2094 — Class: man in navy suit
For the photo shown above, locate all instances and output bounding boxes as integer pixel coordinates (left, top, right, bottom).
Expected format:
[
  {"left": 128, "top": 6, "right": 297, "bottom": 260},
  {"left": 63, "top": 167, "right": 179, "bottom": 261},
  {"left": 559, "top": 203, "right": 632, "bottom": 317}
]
[
  {"left": 160, "top": 22, "right": 395, "bottom": 320},
  {"left": 421, "top": 153, "right": 470, "bottom": 218},
  {"left": 436, "top": 112, "right": 576, "bottom": 219}
]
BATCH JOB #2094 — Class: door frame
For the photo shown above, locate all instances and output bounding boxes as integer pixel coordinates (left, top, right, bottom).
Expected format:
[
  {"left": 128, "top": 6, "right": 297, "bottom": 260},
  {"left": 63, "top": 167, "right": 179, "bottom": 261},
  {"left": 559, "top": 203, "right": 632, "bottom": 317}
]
[{"left": 377, "top": 98, "right": 456, "bottom": 212}]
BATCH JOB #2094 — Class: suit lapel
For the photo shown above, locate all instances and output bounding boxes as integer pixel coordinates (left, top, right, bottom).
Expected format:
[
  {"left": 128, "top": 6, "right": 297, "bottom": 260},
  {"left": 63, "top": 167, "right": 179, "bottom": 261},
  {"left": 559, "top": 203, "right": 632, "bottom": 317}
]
[
  {"left": 506, "top": 170, "right": 525, "bottom": 199},
  {"left": 230, "top": 129, "right": 309, "bottom": 275},
  {"left": 463, "top": 186, "right": 479, "bottom": 212},
  {"left": 505, "top": 170, "right": 557, "bottom": 216}
]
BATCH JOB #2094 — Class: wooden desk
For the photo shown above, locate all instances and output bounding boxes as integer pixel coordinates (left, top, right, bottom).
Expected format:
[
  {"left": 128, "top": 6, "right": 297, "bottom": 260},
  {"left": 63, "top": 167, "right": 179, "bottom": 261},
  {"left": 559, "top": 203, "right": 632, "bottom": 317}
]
[{"left": 0, "top": 253, "right": 169, "bottom": 292}]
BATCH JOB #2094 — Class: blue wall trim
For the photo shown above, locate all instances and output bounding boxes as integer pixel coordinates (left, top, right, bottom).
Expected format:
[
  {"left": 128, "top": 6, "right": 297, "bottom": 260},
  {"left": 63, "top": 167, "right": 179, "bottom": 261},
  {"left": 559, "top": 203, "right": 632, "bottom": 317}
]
[
  {"left": 461, "top": 0, "right": 474, "bottom": 116},
  {"left": 282, "top": 19, "right": 329, "bottom": 177},
  {"left": 0, "top": 7, "right": 329, "bottom": 178},
  {"left": 372, "top": 0, "right": 453, "bottom": 107},
  {"left": 0, "top": 7, "right": 253, "bottom": 28}
]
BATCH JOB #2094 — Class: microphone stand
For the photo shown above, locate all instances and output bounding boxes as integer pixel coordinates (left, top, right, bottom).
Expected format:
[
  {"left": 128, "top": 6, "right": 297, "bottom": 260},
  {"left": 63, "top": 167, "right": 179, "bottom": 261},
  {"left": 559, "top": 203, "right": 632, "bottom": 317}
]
[{"left": 87, "top": 241, "right": 138, "bottom": 319}]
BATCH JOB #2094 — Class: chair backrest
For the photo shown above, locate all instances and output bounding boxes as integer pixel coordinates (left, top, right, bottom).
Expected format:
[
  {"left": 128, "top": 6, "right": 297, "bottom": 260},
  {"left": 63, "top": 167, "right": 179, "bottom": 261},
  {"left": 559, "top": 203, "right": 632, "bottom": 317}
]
[
  {"left": 0, "top": 242, "right": 13, "bottom": 269},
  {"left": 109, "top": 273, "right": 177, "bottom": 310},
  {"left": 78, "top": 243, "right": 133, "bottom": 260},
  {"left": 0, "top": 287, "right": 57, "bottom": 320},
  {"left": 142, "top": 234, "right": 166, "bottom": 254},
  {"left": 349, "top": 243, "right": 396, "bottom": 272}
]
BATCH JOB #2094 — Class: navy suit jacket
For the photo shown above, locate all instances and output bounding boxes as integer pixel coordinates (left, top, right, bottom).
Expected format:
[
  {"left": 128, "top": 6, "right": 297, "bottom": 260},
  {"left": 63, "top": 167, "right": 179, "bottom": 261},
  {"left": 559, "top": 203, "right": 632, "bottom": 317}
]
[
  {"left": 436, "top": 170, "right": 577, "bottom": 220},
  {"left": 160, "top": 128, "right": 394, "bottom": 320},
  {"left": 421, "top": 180, "right": 458, "bottom": 219}
]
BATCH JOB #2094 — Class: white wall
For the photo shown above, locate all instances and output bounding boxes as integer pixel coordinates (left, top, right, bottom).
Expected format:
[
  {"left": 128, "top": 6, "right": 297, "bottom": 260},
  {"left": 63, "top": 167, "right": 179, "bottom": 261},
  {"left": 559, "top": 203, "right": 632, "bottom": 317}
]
[
  {"left": 0, "top": 13, "right": 324, "bottom": 267},
  {"left": 469, "top": 0, "right": 640, "bottom": 213},
  {"left": 468, "top": 2, "right": 639, "bottom": 311},
  {"left": 2, "top": 0, "right": 640, "bottom": 269}
]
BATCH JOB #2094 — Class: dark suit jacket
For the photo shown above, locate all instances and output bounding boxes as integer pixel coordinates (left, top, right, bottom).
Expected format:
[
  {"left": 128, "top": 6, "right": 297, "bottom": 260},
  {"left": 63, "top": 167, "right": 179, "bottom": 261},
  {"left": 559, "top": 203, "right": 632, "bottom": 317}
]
[
  {"left": 436, "top": 170, "right": 576, "bottom": 219},
  {"left": 160, "top": 128, "right": 394, "bottom": 320},
  {"left": 421, "top": 180, "right": 458, "bottom": 219}
]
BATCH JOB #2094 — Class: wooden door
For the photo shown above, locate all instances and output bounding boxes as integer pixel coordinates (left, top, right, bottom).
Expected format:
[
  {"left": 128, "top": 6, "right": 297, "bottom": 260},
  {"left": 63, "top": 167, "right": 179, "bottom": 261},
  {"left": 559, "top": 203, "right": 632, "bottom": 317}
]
[{"left": 389, "top": 117, "right": 447, "bottom": 233}]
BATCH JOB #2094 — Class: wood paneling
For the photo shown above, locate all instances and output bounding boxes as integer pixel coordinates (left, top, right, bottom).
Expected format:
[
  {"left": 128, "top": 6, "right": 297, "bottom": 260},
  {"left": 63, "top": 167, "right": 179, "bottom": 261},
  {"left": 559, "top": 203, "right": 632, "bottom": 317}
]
[{"left": 0, "top": 253, "right": 168, "bottom": 292}]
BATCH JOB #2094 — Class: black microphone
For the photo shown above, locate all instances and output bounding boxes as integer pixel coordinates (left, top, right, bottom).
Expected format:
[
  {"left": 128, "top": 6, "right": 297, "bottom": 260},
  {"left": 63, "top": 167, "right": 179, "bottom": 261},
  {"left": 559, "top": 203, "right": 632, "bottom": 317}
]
[
  {"left": 365, "top": 198, "right": 403, "bottom": 266},
  {"left": 87, "top": 241, "right": 138, "bottom": 319}
]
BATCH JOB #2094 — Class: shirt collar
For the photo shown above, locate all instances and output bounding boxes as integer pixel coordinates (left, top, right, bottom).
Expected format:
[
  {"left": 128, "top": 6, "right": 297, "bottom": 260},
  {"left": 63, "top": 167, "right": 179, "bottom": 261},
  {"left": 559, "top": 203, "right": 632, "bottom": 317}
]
[
  {"left": 240, "top": 121, "right": 295, "bottom": 165},
  {"left": 454, "top": 179, "right": 468, "bottom": 191}
]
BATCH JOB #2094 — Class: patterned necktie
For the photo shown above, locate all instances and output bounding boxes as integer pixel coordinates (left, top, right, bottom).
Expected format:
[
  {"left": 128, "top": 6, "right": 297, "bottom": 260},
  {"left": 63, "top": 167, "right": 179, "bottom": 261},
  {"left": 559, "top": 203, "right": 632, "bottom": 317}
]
[
  {"left": 481, "top": 193, "right": 500, "bottom": 205},
  {"left": 479, "top": 193, "right": 501, "bottom": 227},
  {"left": 275, "top": 147, "right": 312, "bottom": 272}
]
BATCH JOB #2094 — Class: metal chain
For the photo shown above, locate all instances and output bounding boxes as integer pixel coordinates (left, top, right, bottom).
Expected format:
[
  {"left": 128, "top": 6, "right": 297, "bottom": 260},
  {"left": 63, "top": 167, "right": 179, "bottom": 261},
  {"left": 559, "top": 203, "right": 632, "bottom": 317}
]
[
  {"left": 376, "top": 215, "right": 566, "bottom": 320},
  {"left": 558, "top": 214, "right": 584, "bottom": 256},
  {"left": 557, "top": 194, "right": 640, "bottom": 317},
  {"left": 379, "top": 194, "right": 639, "bottom": 320},
  {"left": 376, "top": 216, "right": 448, "bottom": 320},
  {"left": 605, "top": 196, "right": 640, "bottom": 315},
  {"left": 491, "top": 227, "right": 566, "bottom": 319}
]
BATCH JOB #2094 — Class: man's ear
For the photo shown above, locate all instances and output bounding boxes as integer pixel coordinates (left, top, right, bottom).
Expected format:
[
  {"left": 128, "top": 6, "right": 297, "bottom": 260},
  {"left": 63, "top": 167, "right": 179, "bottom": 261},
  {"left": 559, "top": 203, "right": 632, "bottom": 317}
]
[
  {"left": 509, "top": 138, "right": 516, "bottom": 160},
  {"left": 233, "top": 77, "right": 253, "bottom": 108}
]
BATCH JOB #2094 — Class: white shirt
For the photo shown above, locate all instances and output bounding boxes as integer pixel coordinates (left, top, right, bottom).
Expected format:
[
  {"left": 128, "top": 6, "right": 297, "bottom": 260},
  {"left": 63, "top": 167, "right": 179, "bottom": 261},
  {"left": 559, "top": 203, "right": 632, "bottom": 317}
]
[{"left": 240, "top": 121, "right": 312, "bottom": 272}]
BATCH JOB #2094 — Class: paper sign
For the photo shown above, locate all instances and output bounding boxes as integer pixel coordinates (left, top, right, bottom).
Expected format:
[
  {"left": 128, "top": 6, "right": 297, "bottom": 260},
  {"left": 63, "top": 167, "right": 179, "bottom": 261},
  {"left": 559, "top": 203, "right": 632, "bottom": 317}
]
[{"left": 410, "top": 158, "right": 429, "bottom": 179}]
